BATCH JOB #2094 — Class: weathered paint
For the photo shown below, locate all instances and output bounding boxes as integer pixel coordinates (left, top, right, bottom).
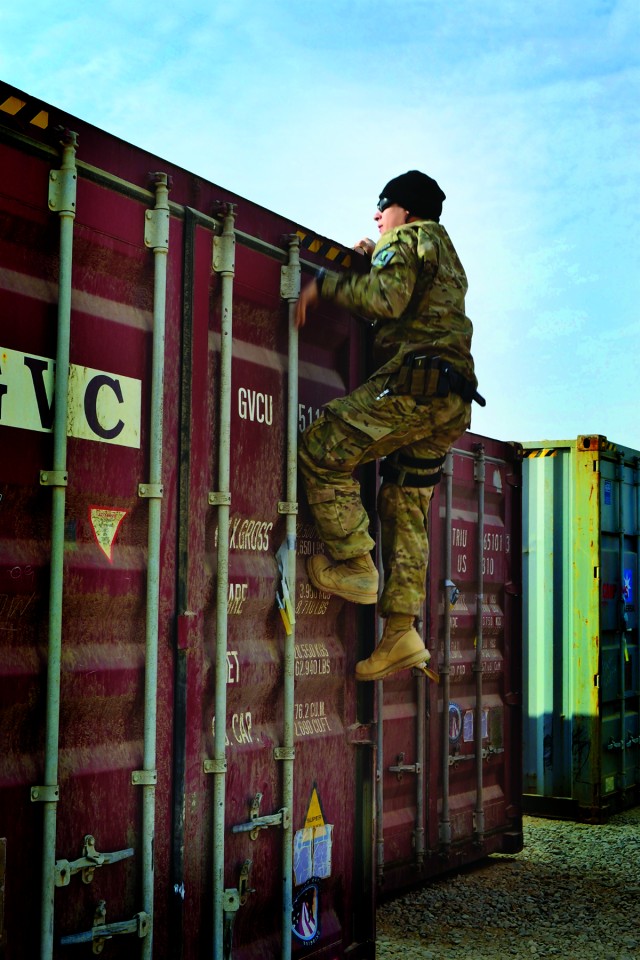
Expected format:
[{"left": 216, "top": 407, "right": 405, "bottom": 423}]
[
  {"left": 0, "top": 81, "right": 375, "bottom": 959},
  {"left": 377, "top": 433, "right": 523, "bottom": 895},
  {"left": 522, "top": 436, "right": 640, "bottom": 819}
]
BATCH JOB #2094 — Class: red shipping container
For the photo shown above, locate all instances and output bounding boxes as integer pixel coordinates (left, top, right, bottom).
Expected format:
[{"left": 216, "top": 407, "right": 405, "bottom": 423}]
[
  {"left": 0, "top": 81, "right": 375, "bottom": 960},
  {"left": 377, "top": 433, "right": 523, "bottom": 895},
  {"left": 0, "top": 81, "right": 522, "bottom": 958}
]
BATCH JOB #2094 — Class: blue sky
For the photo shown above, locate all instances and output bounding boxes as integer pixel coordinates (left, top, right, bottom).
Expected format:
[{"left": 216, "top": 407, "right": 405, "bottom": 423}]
[{"left": 2, "top": 0, "right": 639, "bottom": 448}]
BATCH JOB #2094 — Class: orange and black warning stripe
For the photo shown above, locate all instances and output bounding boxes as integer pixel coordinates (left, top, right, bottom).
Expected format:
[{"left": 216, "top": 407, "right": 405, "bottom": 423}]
[
  {"left": 523, "top": 448, "right": 557, "bottom": 458},
  {"left": 0, "top": 89, "right": 49, "bottom": 130},
  {"left": 295, "top": 229, "right": 352, "bottom": 269}
]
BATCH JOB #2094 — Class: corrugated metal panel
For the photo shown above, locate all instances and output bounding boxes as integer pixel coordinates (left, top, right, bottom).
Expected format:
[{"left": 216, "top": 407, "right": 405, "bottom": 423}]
[
  {"left": 377, "top": 432, "right": 523, "bottom": 894},
  {"left": 177, "top": 217, "right": 376, "bottom": 959},
  {"left": 0, "top": 80, "right": 375, "bottom": 959},
  {"left": 522, "top": 435, "right": 640, "bottom": 819},
  {"left": 0, "top": 136, "right": 163, "bottom": 957}
]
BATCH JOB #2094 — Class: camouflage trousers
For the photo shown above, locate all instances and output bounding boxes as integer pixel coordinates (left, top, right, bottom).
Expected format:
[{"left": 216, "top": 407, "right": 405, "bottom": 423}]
[{"left": 298, "top": 373, "right": 471, "bottom": 617}]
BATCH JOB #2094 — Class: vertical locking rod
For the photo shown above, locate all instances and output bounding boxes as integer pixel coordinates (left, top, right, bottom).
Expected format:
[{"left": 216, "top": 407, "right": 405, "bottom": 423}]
[
  {"left": 38, "top": 128, "right": 77, "bottom": 960},
  {"left": 439, "top": 451, "right": 454, "bottom": 851},
  {"left": 279, "top": 235, "right": 301, "bottom": 960},
  {"left": 211, "top": 203, "right": 236, "bottom": 960},
  {"left": 139, "top": 171, "right": 171, "bottom": 960},
  {"left": 473, "top": 444, "right": 486, "bottom": 843}
]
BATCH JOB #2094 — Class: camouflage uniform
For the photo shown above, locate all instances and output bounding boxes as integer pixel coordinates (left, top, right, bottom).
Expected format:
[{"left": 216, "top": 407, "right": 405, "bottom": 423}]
[{"left": 299, "top": 219, "right": 475, "bottom": 617}]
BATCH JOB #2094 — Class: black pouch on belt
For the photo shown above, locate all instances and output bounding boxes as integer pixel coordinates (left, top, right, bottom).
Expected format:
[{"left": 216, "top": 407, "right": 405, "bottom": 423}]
[{"left": 395, "top": 353, "right": 486, "bottom": 406}]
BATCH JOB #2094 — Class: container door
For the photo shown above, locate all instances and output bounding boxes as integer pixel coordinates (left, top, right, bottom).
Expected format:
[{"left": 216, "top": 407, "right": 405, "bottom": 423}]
[
  {"left": 0, "top": 77, "right": 377, "bottom": 957},
  {"left": 176, "top": 213, "right": 376, "bottom": 958},
  {"left": 522, "top": 442, "right": 578, "bottom": 805},
  {"left": 0, "top": 130, "right": 179, "bottom": 956},
  {"left": 378, "top": 432, "right": 522, "bottom": 893},
  {"left": 523, "top": 436, "right": 640, "bottom": 818},
  {"left": 599, "top": 445, "right": 640, "bottom": 806}
]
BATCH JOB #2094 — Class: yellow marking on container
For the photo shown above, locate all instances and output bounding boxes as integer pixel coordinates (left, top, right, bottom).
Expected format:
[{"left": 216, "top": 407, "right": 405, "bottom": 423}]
[
  {"left": 523, "top": 448, "right": 557, "bottom": 458},
  {"left": 0, "top": 345, "right": 142, "bottom": 448},
  {"left": 31, "top": 110, "right": 48, "bottom": 129},
  {"left": 0, "top": 95, "right": 48, "bottom": 128},
  {"left": 304, "top": 786, "right": 326, "bottom": 829},
  {"left": 295, "top": 229, "right": 352, "bottom": 268},
  {"left": 67, "top": 362, "right": 142, "bottom": 447},
  {"left": 0, "top": 96, "right": 26, "bottom": 116}
]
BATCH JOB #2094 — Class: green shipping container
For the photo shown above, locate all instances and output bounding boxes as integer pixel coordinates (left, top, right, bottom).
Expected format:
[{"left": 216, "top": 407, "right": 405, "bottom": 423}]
[{"left": 522, "top": 435, "right": 640, "bottom": 820}]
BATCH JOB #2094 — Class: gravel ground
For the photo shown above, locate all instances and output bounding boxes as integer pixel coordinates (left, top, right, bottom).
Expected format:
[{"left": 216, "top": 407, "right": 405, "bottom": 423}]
[{"left": 376, "top": 808, "right": 640, "bottom": 960}]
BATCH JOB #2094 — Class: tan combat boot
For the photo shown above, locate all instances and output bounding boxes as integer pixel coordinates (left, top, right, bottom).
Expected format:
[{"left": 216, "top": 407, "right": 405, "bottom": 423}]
[
  {"left": 355, "top": 614, "right": 430, "bottom": 681},
  {"left": 306, "top": 553, "right": 378, "bottom": 604}
]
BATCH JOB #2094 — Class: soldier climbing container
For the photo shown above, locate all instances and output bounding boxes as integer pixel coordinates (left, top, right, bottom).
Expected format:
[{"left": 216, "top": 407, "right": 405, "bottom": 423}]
[
  {"left": 375, "top": 432, "right": 523, "bottom": 896},
  {"left": 522, "top": 436, "right": 640, "bottom": 820},
  {"left": 0, "top": 80, "right": 375, "bottom": 960}
]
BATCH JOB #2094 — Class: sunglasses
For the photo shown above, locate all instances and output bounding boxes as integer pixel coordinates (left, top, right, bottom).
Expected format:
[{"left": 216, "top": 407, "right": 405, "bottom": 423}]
[{"left": 376, "top": 197, "right": 395, "bottom": 213}]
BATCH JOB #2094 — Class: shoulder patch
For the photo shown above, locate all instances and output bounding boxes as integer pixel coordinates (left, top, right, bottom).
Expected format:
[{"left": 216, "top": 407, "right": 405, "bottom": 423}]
[{"left": 372, "top": 248, "right": 395, "bottom": 269}]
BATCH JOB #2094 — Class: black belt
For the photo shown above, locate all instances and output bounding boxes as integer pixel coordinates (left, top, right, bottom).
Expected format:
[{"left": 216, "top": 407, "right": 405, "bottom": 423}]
[
  {"left": 395, "top": 354, "right": 486, "bottom": 407},
  {"left": 380, "top": 452, "right": 446, "bottom": 488}
]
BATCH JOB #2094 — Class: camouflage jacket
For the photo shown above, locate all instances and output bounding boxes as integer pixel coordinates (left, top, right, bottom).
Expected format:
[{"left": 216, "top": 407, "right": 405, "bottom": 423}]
[{"left": 318, "top": 220, "right": 475, "bottom": 383}]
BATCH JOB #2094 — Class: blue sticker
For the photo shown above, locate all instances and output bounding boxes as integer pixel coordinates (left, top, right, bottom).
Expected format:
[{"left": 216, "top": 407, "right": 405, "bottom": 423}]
[
  {"left": 310, "top": 828, "right": 332, "bottom": 878},
  {"left": 449, "top": 702, "right": 462, "bottom": 744},
  {"left": 463, "top": 709, "right": 474, "bottom": 743},
  {"left": 623, "top": 569, "right": 633, "bottom": 603},
  {"left": 372, "top": 248, "right": 395, "bottom": 268},
  {"left": 293, "top": 825, "right": 333, "bottom": 885},
  {"left": 604, "top": 480, "right": 612, "bottom": 505},
  {"left": 293, "top": 831, "right": 313, "bottom": 885}
]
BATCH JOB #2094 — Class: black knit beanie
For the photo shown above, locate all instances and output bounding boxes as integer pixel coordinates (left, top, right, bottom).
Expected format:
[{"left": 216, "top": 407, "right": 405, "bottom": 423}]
[{"left": 379, "top": 170, "right": 446, "bottom": 221}]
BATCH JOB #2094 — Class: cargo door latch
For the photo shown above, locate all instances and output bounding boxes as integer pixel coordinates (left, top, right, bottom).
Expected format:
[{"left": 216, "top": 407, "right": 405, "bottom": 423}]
[
  {"left": 222, "top": 862, "right": 255, "bottom": 960},
  {"left": 59, "top": 901, "right": 148, "bottom": 953},
  {"left": 388, "top": 752, "right": 422, "bottom": 781},
  {"left": 231, "top": 792, "right": 289, "bottom": 840},
  {"left": 54, "top": 835, "right": 135, "bottom": 887}
]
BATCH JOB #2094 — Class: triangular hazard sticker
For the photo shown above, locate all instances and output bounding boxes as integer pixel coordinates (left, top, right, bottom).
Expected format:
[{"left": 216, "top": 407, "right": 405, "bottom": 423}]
[
  {"left": 304, "top": 785, "right": 326, "bottom": 830},
  {"left": 89, "top": 506, "right": 128, "bottom": 562}
]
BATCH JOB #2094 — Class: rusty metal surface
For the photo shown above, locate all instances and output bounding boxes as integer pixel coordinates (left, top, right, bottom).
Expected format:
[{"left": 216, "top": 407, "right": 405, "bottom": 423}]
[
  {"left": 0, "top": 133, "right": 172, "bottom": 958},
  {"left": 522, "top": 437, "right": 640, "bottom": 820},
  {"left": 378, "top": 432, "right": 523, "bottom": 894},
  {"left": 0, "top": 80, "right": 375, "bottom": 959},
  {"left": 178, "top": 226, "right": 375, "bottom": 957}
]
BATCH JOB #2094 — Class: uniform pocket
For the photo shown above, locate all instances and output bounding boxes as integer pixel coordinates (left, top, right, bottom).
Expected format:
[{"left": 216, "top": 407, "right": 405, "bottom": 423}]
[
  {"left": 325, "top": 378, "right": 418, "bottom": 444},
  {"left": 306, "top": 488, "right": 363, "bottom": 541}
]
